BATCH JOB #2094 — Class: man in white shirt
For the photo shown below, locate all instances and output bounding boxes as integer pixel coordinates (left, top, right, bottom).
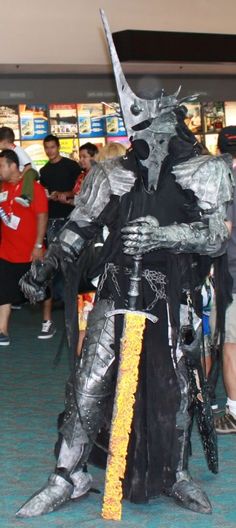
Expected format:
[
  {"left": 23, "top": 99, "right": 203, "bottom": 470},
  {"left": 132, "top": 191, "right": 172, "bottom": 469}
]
[
  {"left": 0, "top": 126, "right": 38, "bottom": 208},
  {"left": 0, "top": 126, "right": 32, "bottom": 173}
]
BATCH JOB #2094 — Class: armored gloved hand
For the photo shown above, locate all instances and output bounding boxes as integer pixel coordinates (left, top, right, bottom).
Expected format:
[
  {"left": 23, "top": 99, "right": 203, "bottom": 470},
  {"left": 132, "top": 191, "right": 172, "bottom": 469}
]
[
  {"left": 19, "top": 245, "right": 60, "bottom": 304},
  {"left": 121, "top": 216, "right": 160, "bottom": 255},
  {"left": 121, "top": 214, "right": 228, "bottom": 255},
  {"left": 19, "top": 261, "right": 51, "bottom": 304}
]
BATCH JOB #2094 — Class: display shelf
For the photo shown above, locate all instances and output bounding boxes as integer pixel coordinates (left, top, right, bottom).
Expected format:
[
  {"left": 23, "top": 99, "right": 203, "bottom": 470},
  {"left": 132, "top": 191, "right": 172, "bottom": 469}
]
[
  {"left": 49, "top": 104, "right": 78, "bottom": 137},
  {"left": 184, "top": 100, "right": 233, "bottom": 154},
  {"left": 0, "top": 99, "right": 235, "bottom": 161},
  {"left": 19, "top": 105, "right": 49, "bottom": 140},
  {"left": 0, "top": 105, "right": 20, "bottom": 140}
]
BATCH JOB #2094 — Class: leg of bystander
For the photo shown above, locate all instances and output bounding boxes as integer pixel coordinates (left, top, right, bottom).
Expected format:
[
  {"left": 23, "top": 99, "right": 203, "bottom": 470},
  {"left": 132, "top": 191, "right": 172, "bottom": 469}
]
[
  {"left": 215, "top": 295, "right": 236, "bottom": 433},
  {"left": 0, "top": 303, "right": 11, "bottom": 345},
  {"left": 38, "top": 298, "right": 56, "bottom": 339}
]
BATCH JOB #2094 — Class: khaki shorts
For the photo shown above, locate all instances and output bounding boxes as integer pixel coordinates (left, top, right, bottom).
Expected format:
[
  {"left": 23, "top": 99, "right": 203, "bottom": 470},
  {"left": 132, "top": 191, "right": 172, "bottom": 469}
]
[
  {"left": 225, "top": 293, "right": 236, "bottom": 343},
  {"left": 210, "top": 293, "right": 236, "bottom": 344}
]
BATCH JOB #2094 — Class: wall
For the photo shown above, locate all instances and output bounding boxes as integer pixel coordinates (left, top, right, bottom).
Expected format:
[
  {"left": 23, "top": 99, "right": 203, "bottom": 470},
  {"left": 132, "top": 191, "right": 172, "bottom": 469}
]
[
  {"left": 1, "top": 0, "right": 236, "bottom": 69},
  {"left": 1, "top": 1, "right": 236, "bottom": 106},
  {"left": 0, "top": 74, "right": 236, "bottom": 105}
]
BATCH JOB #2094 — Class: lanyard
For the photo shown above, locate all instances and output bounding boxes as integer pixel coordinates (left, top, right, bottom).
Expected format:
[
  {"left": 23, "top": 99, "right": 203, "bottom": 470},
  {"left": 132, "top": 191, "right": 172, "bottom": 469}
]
[{"left": 3, "top": 181, "right": 22, "bottom": 215}]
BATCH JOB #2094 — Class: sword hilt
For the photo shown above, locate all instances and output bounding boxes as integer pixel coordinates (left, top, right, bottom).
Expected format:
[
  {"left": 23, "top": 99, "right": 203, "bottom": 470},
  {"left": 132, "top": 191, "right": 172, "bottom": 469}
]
[
  {"left": 106, "top": 254, "right": 158, "bottom": 323},
  {"left": 127, "top": 254, "right": 143, "bottom": 311}
]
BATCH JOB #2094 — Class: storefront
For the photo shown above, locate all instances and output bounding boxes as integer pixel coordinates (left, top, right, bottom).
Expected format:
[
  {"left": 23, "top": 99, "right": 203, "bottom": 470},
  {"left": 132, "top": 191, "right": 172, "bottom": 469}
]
[{"left": 0, "top": 72, "right": 236, "bottom": 164}]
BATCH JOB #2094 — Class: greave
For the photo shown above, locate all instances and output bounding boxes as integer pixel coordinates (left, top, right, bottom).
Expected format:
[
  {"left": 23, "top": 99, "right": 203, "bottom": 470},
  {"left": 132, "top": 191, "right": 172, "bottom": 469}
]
[
  {"left": 59, "top": 298, "right": 115, "bottom": 448},
  {"left": 56, "top": 437, "right": 84, "bottom": 473},
  {"left": 171, "top": 356, "right": 212, "bottom": 514}
]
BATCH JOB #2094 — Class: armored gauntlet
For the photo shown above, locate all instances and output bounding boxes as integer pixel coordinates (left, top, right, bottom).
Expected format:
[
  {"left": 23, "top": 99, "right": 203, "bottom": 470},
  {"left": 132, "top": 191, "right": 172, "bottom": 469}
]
[
  {"left": 19, "top": 243, "right": 60, "bottom": 304},
  {"left": 122, "top": 213, "right": 229, "bottom": 256}
]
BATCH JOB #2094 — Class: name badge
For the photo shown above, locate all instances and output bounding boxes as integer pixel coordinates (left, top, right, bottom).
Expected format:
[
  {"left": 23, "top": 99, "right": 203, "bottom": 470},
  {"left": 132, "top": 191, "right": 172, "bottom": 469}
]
[
  {"left": 0, "top": 191, "right": 8, "bottom": 203},
  {"left": 8, "top": 214, "right": 21, "bottom": 230}
]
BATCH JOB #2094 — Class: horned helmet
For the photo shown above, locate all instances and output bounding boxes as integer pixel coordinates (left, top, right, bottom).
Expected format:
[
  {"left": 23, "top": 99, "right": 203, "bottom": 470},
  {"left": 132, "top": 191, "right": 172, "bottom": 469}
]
[{"left": 100, "top": 10, "right": 202, "bottom": 189}]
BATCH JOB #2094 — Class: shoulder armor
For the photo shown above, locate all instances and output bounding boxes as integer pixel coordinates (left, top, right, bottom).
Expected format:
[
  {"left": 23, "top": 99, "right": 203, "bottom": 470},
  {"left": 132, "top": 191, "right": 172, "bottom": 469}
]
[
  {"left": 172, "top": 155, "right": 234, "bottom": 211},
  {"left": 70, "top": 158, "right": 135, "bottom": 225},
  {"left": 101, "top": 157, "right": 136, "bottom": 196}
]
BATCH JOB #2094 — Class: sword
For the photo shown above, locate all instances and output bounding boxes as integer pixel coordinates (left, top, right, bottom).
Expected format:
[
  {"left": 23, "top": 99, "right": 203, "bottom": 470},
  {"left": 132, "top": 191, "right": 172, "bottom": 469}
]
[{"left": 102, "top": 255, "right": 157, "bottom": 521}]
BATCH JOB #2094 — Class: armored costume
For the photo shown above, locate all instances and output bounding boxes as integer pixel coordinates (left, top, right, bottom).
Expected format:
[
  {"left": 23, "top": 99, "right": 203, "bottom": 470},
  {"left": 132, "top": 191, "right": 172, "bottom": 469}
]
[{"left": 16, "top": 11, "right": 234, "bottom": 519}]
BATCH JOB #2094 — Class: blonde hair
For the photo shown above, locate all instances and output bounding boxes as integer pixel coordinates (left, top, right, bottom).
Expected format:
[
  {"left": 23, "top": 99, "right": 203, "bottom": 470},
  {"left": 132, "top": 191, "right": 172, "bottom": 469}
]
[{"left": 97, "top": 142, "right": 126, "bottom": 161}]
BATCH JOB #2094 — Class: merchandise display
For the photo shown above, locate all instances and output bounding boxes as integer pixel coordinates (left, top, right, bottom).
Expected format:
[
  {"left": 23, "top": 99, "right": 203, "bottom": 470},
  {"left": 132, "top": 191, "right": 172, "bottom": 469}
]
[
  {"left": 49, "top": 104, "right": 78, "bottom": 137},
  {"left": 203, "top": 102, "right": 225, "bottom": 133},
  {"left": 19, "top": 105, "right": 49, "bottom": 140},
  {"left": 0, "top": 105, "right": 20, "bottom": 139},
  {"left": 77, "top": 103, "right": 105, "bottom": 138},
  {"left": 21, "top": 141, "right": 48, "bottom": 170},
  {"left": 0, "top": 99, "right": 235, "bottom": 165},
  {"left": 184, "top": 102, "right": 202, "bottom": 134},
  {"left": 105, "top": 102, "right": 127, "bottom": 136},
  {"left": 59, "top": 138, "right": 79, "bottom": 159},
  {"left": 79, "top": 136, "right": 106, "bottom": 149},
  {"left": 184, "top": 100, "right": 234, "bottom": 154},
  {"left": 225, "top": 101, "right": 236, "bottom": 126}
]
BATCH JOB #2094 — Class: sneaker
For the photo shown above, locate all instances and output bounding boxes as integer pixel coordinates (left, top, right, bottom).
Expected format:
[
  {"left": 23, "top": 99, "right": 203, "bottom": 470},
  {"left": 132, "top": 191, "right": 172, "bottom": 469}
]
[
  {"left": 0, "top": 332, "right": 10, "bottom": 346},
  {"left": 37, "top": 320, "right": 56, "bottom": 339},
  {"left": 210, "top": 398, "right": 219, "bottom": 411},
  {"left": 14, "top": 195, "right": 31, "bottom": 207},
  {"left": 214, "top": 406, "right": 236, "bottom": 434}
]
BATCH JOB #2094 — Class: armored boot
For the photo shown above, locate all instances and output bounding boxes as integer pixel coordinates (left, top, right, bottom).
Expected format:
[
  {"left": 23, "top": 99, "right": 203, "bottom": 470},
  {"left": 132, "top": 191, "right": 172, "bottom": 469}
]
[
  {"left": 169, "top": 356, "right": 212, "bottom": 514},
  {"left": 170, "top": 470, "right": 212, "bottom": 514},
  {"left": 16, "top": 439, "right": 92, "bottom": 518},
  {"left": 16, "top": 473, "right": 73, "bottom": 518}
]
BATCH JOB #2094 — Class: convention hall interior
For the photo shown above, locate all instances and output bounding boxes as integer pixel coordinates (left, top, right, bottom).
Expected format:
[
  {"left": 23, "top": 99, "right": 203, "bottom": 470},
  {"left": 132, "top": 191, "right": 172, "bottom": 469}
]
[{"left": 1, "top": 1, "right": 236, "bottom": 527}]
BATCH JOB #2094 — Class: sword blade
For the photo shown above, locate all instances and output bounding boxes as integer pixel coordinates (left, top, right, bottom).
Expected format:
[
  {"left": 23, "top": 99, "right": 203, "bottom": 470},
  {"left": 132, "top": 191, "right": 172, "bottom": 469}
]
[{"left": 102, "top": 311, "right": 146, "bottom": 521}]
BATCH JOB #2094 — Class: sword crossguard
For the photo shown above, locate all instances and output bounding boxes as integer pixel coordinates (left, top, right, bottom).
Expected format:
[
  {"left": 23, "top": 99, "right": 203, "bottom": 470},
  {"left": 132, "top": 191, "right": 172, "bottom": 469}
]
[{"left": 106, "top": 309, "right": 158, "bottom": 324}]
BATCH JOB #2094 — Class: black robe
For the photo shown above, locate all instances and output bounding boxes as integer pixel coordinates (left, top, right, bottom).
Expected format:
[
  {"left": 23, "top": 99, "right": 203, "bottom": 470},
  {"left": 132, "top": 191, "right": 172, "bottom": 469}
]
[{"left": 96, "top": 148, "right": 211, "bottom": 502}]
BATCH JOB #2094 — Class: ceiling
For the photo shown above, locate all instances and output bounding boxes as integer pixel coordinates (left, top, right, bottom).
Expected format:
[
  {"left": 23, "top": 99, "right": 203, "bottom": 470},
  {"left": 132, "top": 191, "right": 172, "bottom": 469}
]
[{"left": 1, "top": 0, "right": 236, "bottom": 77}]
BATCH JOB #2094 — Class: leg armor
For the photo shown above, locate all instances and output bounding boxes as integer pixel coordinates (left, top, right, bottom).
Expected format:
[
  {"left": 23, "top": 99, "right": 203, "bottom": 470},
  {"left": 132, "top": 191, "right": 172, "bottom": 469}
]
[
  {"left": 16, "top": 298, "right": 116, "bottom": 518},
  {"left": 169, "top": 315, "right": 212, "bottom": 514},
  {"left": 59, "top": 298, "right": 115, "bottom": 461}
]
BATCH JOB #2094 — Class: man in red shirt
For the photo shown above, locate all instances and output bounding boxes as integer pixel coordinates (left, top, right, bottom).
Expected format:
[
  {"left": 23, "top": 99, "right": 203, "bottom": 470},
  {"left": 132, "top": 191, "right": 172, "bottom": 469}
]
[{"left": 0, "top": 149, "right": 48, "bottom": 345}]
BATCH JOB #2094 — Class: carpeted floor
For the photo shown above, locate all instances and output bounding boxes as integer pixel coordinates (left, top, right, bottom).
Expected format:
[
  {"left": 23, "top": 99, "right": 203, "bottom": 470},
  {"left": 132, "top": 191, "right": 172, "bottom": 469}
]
[{"left": 1, "top": 304, "right": 236, "bottom": 528}]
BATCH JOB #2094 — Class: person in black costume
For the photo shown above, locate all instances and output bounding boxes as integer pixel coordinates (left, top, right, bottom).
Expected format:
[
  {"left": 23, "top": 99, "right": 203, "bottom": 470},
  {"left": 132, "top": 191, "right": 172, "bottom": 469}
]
[{"left": 16, "top": 11, "right": 234, "bottom": 519}]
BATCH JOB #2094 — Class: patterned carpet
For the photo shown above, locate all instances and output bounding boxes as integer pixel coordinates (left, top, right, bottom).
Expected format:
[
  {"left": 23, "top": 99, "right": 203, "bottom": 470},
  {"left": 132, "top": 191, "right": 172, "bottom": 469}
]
[{"left": 1, "top": 304, "right": 236, "bottom": 528}]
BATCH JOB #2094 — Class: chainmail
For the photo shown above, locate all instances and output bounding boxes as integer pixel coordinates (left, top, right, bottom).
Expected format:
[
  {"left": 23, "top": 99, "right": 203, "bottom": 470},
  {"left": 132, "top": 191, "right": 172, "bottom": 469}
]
[
  {"left": 96, "top": 263, "right": 120, "bottom": 298},
  {"left": 97, "top": 262, "right": 167, "bottom": 311},
  {"left": 142, "top": 268, "right": 167, "bottom": 311}
]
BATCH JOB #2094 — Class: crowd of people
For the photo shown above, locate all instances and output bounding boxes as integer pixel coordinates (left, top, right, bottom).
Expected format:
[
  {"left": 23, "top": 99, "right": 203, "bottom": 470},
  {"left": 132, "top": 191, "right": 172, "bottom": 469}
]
[{"left": 0, "top": 127, "right": 128, "bottom": 347}]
